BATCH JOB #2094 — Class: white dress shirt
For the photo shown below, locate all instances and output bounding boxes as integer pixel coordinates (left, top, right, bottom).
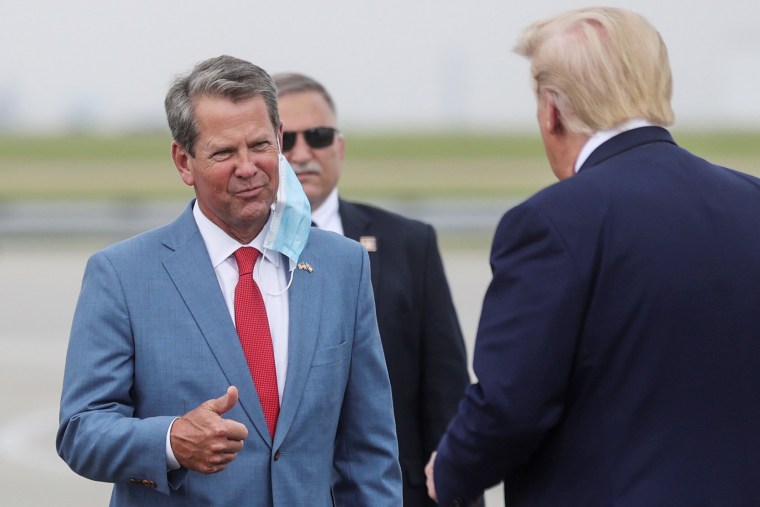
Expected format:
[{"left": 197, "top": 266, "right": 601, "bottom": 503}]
[
  {"left": 574, "top": 119, "right": 655, "bottom": 173},
  {"left": 167, "top": 202, "right": 290, "bottom": 469},
  {"left": 310, "top": 188, "right": 344, "bottom": 235}
]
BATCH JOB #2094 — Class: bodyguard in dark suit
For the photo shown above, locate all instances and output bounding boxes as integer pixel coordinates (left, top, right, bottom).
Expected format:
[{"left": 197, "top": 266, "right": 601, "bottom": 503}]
[
  {"left": 426, "top": 7, "right": 760, "bottom": 507},
  {"left": 274, "top": 72, "right": 471, "bottom": 506}
]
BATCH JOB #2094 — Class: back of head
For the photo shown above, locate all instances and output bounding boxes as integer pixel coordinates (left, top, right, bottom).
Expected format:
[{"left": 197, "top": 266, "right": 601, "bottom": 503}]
[
  {"left": 165, "top": 55, "right": 279, "bottom": 156},
  {"left": 514, "top": 7, "right": 674, "bottom": 134},
  {"left": 272, "top": 72, "right": 337, "bottom": 116}
]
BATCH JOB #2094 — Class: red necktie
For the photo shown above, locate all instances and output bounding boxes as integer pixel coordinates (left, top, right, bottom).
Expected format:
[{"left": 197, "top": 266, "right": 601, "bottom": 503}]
[{"left": 234, "top": 247, "right": 279, "bottom": 439}]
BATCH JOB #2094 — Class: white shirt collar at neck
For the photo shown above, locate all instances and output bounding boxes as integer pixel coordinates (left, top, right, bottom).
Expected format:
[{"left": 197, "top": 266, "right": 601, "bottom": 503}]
[
  {"left": 192, "top": 200, "right": 281, "bottom": 269},
  {"left": 574, "top": 119, "right": 655, "bottom": 173},
  {"left": 310, "top": 188, "right": 343, "bottom": 235}
]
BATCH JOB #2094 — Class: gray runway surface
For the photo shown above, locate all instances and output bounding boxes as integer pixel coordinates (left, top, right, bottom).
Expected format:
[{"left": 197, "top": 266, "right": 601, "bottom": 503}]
[{"left": 0, "top": 229, "right": 505, "bottom": 506}]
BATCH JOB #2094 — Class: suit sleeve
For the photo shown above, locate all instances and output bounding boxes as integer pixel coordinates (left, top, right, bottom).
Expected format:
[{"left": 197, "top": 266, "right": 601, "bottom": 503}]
[
  {"left": 419, "top": 224, "right": 470, "bottom": 454},
  {"left": 332, "top": 247, "right": 403, "bottom": 505},
  {"left": 434, "top": 204, "right": 585, "bottom": 505},
  {"left": 56, "top": 251, "right": 178, "bottom": 495}
]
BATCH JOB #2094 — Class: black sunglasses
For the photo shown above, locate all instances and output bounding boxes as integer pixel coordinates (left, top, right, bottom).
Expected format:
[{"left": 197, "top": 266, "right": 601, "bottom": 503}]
[{"left": 282, "top": 127, "right": 338, "bottom": 152}]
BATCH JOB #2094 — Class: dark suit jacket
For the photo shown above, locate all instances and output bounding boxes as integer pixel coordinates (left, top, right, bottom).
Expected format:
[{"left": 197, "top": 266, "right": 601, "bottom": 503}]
[
  {"left": 434, "top": 127, "right": 760, "bottom": 506},
  {"left": 339, "top": 199, "right": 470, "bottom": 506}
]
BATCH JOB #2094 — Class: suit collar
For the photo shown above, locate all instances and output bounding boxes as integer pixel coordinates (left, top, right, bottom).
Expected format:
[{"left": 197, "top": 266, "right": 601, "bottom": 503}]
[
  {"left": 579, "top": 126, "right": 676, "bottom": 172},
  {"left": 159, "top": 200, "right": 198, "bottom": 252},
  {"left": 338, "top": 199, "right": 371, "bottom": 241},
  {"left": 575, "top": 119, "right": 655, "bottom": 173}
]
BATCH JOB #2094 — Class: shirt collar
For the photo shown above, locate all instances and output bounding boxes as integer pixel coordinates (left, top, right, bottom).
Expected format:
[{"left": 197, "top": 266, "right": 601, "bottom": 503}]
[
  {"left": 310, "top": 187, "right": 340, "bottom": 228},
  {"left": 192, "top": 200, "right": 281, "bottom": 269},
  {"left": 575, "top": 119, "right": 655, "bottom": 173}
]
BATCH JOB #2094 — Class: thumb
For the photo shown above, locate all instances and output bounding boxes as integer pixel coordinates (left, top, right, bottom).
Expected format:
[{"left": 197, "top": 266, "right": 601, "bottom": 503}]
[{"left": 208, "top": 385, "right": 239, "bottom": 415}]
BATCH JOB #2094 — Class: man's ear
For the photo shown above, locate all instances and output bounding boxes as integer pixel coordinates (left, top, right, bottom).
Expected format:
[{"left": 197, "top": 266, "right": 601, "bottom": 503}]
[
  {"left": 171, "top": 141, "right": 194, "bottom": 187},
  {"left": 542, "top": 90, "right": 564, "bottom": 136},
  {"left": 336, "top": 132, "right": 346, "bottom": 163}
]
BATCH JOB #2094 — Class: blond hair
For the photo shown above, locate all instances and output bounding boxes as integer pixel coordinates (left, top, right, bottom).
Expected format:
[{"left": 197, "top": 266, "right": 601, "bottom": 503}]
[{"left": 514, "top": 7, "right": 674, "bottom": 134}]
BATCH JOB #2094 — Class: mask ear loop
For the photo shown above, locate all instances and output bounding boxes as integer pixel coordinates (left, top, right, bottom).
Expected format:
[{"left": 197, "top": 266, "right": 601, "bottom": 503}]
[
  {"left": 257, "top": 139, "right": 296, "bottom": 296},
  {"left": 256, "top": 245, "right": 296, "bottom": 297}
]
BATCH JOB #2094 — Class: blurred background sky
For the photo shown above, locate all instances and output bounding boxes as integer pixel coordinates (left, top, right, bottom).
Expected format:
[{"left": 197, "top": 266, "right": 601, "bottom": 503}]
[{"left": 2, "top": 0, "right": 759, "bottom": 134}]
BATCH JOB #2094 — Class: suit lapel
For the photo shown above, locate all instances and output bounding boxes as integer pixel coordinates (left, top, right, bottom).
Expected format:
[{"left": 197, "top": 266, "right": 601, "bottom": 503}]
[
  {"left": 274, "top": 244, "right": 322, "bottom": 448},
  {"left": 339, "top": 199, "right": 381, "bottom": 296},
  {"left": 160, "top": 205, "right": 273, "bottom": 446},
  {"left": 339, "top": 199, "right": 369, "bottom": 241}
]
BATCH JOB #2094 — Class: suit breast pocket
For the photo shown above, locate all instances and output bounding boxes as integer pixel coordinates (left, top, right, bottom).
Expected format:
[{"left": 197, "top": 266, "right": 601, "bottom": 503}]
[{"left": 311, "top": 341, "right": 350, "bottom": 367}]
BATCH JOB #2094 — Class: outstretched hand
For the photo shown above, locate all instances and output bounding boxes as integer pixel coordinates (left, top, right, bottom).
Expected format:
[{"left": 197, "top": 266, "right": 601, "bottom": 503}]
[
  {"left": 170, "top": 386, "right": 249, "bottom": 474},
  {"left": 425, "top": 451, "right": 438, "bottom": 501}
]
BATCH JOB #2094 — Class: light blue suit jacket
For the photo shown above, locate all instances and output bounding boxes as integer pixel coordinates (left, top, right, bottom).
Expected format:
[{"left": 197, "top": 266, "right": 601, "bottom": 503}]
[{"left": 57, "top": 202, "right": 402, "bottom": 506}]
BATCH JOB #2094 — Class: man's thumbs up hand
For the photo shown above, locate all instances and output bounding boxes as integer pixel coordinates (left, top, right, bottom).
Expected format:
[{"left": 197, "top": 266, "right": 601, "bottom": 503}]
[
  {"left": 208, "top": 385, "right": 240, "bottom": 416},
  {"left": 170, "top": 386, "right": 249, "bottom": 474}
]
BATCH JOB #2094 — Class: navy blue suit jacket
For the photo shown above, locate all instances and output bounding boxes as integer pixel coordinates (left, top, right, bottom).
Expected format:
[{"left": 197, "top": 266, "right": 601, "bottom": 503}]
[{"left": 434, "top": 127, "right": 760, "bottom": 506}]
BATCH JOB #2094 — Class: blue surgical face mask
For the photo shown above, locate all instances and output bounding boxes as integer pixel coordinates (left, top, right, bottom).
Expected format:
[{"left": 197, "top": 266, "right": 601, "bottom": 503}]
[{"left": 263, "top": 154, "right": 312, "bottom": 271}]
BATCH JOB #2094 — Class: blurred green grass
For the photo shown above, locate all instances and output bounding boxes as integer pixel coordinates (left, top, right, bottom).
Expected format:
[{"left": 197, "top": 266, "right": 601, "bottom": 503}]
[{"left": 1, "top": 130, "right": 758, "bottom": 201}]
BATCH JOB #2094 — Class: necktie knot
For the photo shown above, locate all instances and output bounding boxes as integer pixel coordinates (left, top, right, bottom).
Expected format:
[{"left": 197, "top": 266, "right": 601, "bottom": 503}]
[{"left": 234, "top": 247, "right": 259, "bottom": 276}]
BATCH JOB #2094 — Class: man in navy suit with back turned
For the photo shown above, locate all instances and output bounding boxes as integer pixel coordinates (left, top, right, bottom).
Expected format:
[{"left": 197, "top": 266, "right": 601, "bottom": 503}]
[
  {"left": 273, "top": 72, "right": 471, "bottom": 506},
  {"left": 426, "top": 7, "right": 760, "bottom": 507}
]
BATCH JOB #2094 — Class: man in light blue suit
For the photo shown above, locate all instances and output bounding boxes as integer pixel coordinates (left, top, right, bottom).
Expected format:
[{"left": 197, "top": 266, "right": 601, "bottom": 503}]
[{"left": 57, "top": 55, "right": 402, "bottom": 506}]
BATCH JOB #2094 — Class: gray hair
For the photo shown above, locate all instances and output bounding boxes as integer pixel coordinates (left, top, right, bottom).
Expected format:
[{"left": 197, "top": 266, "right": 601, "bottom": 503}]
[
  {"left": 514, "top": 7, "right": 674, "bottom": 134},
  {"left": 165, "top": 55, "right": 280, "bottom": 156},
  {"left": 272, "top": 72, "right": 337, "bottom": 116}
]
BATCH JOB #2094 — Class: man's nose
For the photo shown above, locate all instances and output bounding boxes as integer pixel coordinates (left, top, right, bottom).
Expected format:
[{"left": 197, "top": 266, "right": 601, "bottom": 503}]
[
  {"left": 235, "top": 150, "right": 260, "bottom": 177},
  {"left": 287, "top": 133, "right": 313, "bottom": 164}
]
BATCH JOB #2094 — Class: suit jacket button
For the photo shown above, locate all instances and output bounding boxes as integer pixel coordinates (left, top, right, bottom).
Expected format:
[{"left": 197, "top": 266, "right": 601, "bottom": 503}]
[
  {"left": 273, "top": 449, "right": 282, "bottom": 461},
  {"left": 142, "top": 479, "right": 157, "bottom": 488},
  {"left": 128, "top": 478, "right": 139, "bottom": 485}
]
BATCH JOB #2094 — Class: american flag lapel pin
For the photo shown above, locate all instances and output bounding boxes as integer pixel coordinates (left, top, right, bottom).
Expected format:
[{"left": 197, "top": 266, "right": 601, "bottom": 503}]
[
  {"left": 297, "top": 262, "right": 313, "bottom": 272},
  {"left": 359, "top": 236, "right": 377, "bottom": 252}
]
